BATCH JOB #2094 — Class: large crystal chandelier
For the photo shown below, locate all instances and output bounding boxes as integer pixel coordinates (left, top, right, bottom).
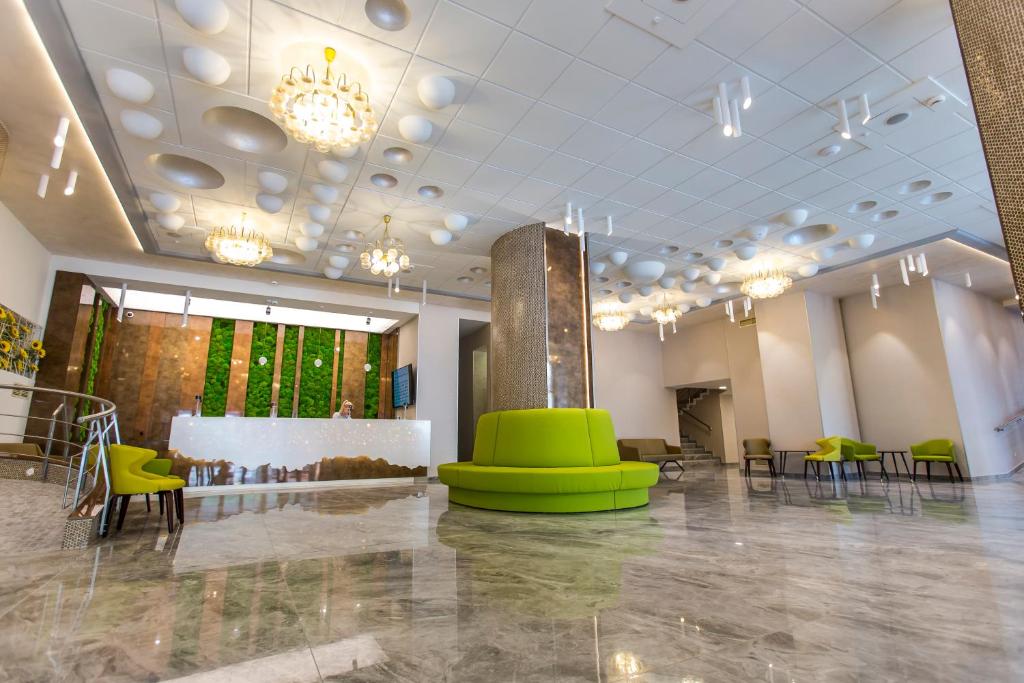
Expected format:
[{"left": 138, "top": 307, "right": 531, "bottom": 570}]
[
  {"left": 651, "top": 303, "right": 681, "bottom": 341},
  {"left": 205, "top": 213, "right": 272, "bottom": 267},
  {"left": 270, "top": 47, "right": 378, "bottom": 153},
  {"left": 592, "top": 302, "right": 630, "bottom": 332},
  {"left": 741, "top": 265, "right": 793, "bottom": 300},
  {"left": 359, "top": 215, "right": 409, "bottom": 277}
]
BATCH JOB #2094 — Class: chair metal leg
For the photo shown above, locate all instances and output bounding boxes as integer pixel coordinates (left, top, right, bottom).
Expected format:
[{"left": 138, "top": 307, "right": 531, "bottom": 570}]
[
  {"left": 879, "top": 459, "right": 888, "bottom": 481},
  {"left": 158, "top": 493, "right": 164, "bottom": 515},
  {"left": 146, "top": 494, "right": 151, "bottom": 512},
  {"left": 745, "top": 460, "right": 751, "bottom": 477},
  {"left": 954, "top": 463, "right": 964, "bottom": 482},
  {"left": 767, "top": 459, "right": 777, "bottom": 477},
  {"left": 813, "top": 461, "right": 821, "bottom": 481},
  {"left": 804, "top": 460, "right": 810, "bottom": 479},
  {"left": 116, "top": 494, "right": 130, "bottom": 531},
  {"left": 912, "top": 460, "right": 918, "bottom": 481},
  {"left": 945, "top": 462, "right": 954, "bottom": 482},
  {"left": 926, "top": 462, "right": 932, "bottom": 480},
  {"left": 175, "top": 489, "right": 184, "bottom": 523}
]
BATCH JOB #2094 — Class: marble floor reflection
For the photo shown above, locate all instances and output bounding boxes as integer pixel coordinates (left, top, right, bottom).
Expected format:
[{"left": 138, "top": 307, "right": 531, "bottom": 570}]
[{"left": 1, "top": 469, "right": 1023, "bottom": 682}]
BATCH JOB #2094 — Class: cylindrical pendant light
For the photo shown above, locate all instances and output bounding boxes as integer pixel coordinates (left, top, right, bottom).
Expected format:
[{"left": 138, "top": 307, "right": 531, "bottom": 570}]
[
  {"left": 730, "top": 99, "right": 742, "bottom": 138},
  {"left": 54, "top": 116, "right": 70, "bottom": 147},
  {"left": 839, "top": 99, "right": 852, "bottom": 140},
  {"left": 606, "top": 215, "right": 613, "bottom": 237},
  {"left": 859, "top": 93, "right": 871, "bottom": 125},
  {"left": 719, "top": 82, "right": 732, "bottom": 136},
  {"left": 37, "top": 174, "right": 49, "bottom": 199},
  {"left": 64, "top": 170, "right": 78, "bottom": 196},
  {"left": 741, "top": 76, "right": 752, "bottom": 110}
]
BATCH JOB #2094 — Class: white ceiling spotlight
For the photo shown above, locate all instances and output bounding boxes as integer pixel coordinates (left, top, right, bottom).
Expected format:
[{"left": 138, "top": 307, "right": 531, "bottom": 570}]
[
  {"left": 725, "top": 300, "right": 735, "bottom": 323},
  {"left": 717, "top": 82, "right": 732, "bottom": 137},
  {"left": 50, "top": 144, "right": 64, "bottom": 170},
  {"left": 870, "top": 273, "right": 880, "bottom": 310},
  {"left": 563, "top": 201, "right": 573, "bottom": 234},
  {"left": 965, "top": 272, "right": 973, "bottom": 288},
  {"left": 417, "top": 75, "right": 456, "bottom": 110},
  {"left": 917, "top": 253, "right": 929, "bottom": 276},
  {"left": 729, "top": 99, "right": 742, "bottom": 138},
  {"left": 838, "top": 98, "right": 852, "bottom": 140},
  {"left": 899, "top": 257, "right": 910, "bottom": 286}
]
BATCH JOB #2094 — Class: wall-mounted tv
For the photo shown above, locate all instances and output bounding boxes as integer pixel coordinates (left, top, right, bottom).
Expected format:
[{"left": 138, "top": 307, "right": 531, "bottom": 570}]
[{"left": 392, "top": 364, "right": 415, "bottom": 408}]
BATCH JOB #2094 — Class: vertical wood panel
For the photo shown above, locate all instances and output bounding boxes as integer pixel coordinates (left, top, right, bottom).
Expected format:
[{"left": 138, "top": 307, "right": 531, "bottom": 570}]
[
  {"left": 225, "top": 320, "right": 254, "bottom": 416},
  {"left": 341, "top": 331, "right": 368, "bottom": 418},
  {"left": 378, "top": 333, "right": 399, "bottom": 419},
  {"left": 270, "top": 323, "right": 285, "bottom": 413},
  {"left": 293, "top": 326, "right": 305, "bottom": 418},
  {"left": 330, "top": 329, "right": 341, "bottom": 414},
  {"left": 179, "top": 316, "right": 213, "bottom": 413}
]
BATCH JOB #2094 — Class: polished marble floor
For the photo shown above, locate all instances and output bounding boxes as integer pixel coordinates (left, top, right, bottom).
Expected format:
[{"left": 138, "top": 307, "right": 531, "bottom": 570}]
[{"left": 1, "top": 468, "right": 1022, "bottom": 682}]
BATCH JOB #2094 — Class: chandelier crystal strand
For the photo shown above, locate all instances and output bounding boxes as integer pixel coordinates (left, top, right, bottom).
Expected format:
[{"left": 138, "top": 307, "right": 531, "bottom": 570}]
[
  {"left": 360, "top": 215, "right": 410, "bottom": 279},
  {"left": 204, "top": 213, "right": 273, "bottom": 267},
  {"left": 741, "top": 266, "right": 793, "bottom": 300},
  {"left": 651, "top": 303, "right": 681, "bottom": 342},
  {"left": 270, "top": 47, "right": 378, "bottom": 153},
  {"left": 592, "top": 302, "right": 629, "bottom": 332}
]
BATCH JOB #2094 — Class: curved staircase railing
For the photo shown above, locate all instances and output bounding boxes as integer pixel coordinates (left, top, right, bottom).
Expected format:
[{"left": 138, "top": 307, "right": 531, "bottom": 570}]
[{"left": 0, "top": 384, "right": 118, "bottom": 539}]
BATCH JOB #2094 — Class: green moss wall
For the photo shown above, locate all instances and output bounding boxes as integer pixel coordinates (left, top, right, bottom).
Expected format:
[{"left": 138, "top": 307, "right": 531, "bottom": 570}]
[
  {"left": 364, "top": 333, "right": 382, "bottom": 419},
  {"left": 202, "top": 318, "right": 235, "bottom": 417},
  {"left": 277, "top": 325, "right": 299, "bottom": 417},
  {"left": 244, "top": 322, "right": 277, "bottom": 417},
  {"left": 298, "top": 327, "right": 334, "bottom": 418}
]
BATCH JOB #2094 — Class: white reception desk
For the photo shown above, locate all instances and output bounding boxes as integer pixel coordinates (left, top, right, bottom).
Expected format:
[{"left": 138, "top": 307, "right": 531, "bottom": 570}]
[{"left": 168, "top": 416, "right": 430, "bottom": 487}]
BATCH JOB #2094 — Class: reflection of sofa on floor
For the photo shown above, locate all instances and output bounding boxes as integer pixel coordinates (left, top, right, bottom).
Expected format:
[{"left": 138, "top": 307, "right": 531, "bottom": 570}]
[
  {"left": 438, "top": 409, "right": 659, "bottom": 513},
  {"left": 436, "top": 506, "right": 663, "bottom": 618}
]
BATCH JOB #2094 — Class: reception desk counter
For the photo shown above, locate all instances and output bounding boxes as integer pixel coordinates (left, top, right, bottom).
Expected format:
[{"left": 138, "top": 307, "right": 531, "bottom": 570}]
[{"left": 167, "top": 416, "right": 430, "bottom": 487}]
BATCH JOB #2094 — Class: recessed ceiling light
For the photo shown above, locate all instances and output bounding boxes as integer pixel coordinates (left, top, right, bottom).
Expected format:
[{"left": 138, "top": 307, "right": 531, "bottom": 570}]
[
  {"left": 920, "top": 191, "right": 953, "bottom": 205},
  {"left": 418, "top": 185, "right": 443, "bottom": 199},
  {"left": 371, "top": 173, "right": 397, "bottom": 188},
  {"left": 848, "top": 200, "right": 878, "bottom": 213},
  {"left": 685, "top": 251, "right": 703, "bottom": 261},
  {"left": 658, "top": 245, "right": 679, "bottom": 256},
  {"left": 470, "top": 266, "right": 488, "bottom": 274},
  {"left": 885, "top": 112, "right": 911, "bottom": 126},
  {"left": 713, "top": 239, "right": 733, "bottom": 249},
  {"left": 870, "top": 210, "right": 900, "bottom": 222},
  {"left": 818, "top": 144, "right": 842, "bottom": 157},
  {"left": 898, "top": 179, "right": 932, "bottom": 194}
]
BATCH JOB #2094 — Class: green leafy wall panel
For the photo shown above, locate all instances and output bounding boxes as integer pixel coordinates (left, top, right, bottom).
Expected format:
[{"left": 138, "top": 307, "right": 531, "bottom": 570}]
[
  {"left": 244, "top": 322, "right": 277, "bottom": 417},
  {"left": 298, "top": 327, "right": 333, "bottom": 418},
  {"left": 364, "top": 332, "right": 382, "bottom": 419},
  {"left": 277, "top": 325, "right": 299, "bottom": 418},
  {"left": 202, "top": 318, "right": 235, "bottom": 417}
]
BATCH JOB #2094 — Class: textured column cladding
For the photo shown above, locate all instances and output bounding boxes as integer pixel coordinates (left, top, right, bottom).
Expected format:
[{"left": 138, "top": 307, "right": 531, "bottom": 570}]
[
  {"left": 950, "top": 0, "right": 1024, "bottom": 304},
  {"left": 490, "top": 223, "right": 549, "bottom": 410},
  {"left": 544, "top": 228, "right": 593, "bottom": 409},
  {"left": 490, "top": 223, "right": 594, "bottom": 410},
  {"left": 225, "top": 320, "right": 253, "bottom": 416},
  {"left": 341, "top": 331, "right": 368, "bottom": 418}
]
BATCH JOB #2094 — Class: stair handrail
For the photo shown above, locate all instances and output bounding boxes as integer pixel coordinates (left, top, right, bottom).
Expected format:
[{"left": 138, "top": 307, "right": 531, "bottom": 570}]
[
  {"left": 0, "top": 384, "right": 118, "bottom": 535},
  {"left": 679, "top": 409, "right": 712, "bottom": 432},
  {"left": 995, "top": 409, "right": 1024, "bottom": 432}
]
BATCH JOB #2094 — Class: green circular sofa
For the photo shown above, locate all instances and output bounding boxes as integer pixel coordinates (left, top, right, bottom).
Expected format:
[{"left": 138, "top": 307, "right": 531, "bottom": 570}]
[{"left": 437, "top": 408, "right": 660, "bottom": 513}]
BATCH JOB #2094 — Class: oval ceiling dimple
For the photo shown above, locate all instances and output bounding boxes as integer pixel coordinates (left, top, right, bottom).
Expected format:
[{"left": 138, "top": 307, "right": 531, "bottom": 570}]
[
  {"left": 364, "top": 0, "right": 411, "bottom": 31},
  {"left": 871, "top": 209, "right": 900, "bottom": 222},
  {"left": 383, "top": 146, "right": 413, "bottom": 164},
  {"left": 782, "top": 223, "right": 839, "bottom": 246},
  {"left": 418, "top": 185, "right": 443, "bottom": 199},
  {"left": 148, "top": 153, "right": 225, "bottom": 189},
  {"left": 920, "top": 191, "right": 953, "bottom": 205},
  {"left": 201, "top": 106, "right": 287, "bottom": 154},
  {"left": 899, "top": 179, "right": 932, "bottom": 194},
  {"left": 371, "top": 173, "right": 398, "bottom": 188},
  {"left": 270, "top": 248, "right": 306, "bottom": 265},
  {"left": 106, "top": 68, "right": 155, "bottom": 104},
  {"left": 849, "top": 200, "right": 878, "bottom": 213}
]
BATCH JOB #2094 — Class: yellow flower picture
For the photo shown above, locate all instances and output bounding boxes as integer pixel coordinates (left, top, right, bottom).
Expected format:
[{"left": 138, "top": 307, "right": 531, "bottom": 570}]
[
  {"left": 0, "top": 340, "right": 10, "bottom": 354},
  {"left": 30, "top": 339, "right": 43, "bottom": 351}
]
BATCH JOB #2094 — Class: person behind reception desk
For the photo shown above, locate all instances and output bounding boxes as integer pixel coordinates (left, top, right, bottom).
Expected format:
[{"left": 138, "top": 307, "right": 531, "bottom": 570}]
[{"left": 332, "top": 400, "right": 354, "bottom": 419}]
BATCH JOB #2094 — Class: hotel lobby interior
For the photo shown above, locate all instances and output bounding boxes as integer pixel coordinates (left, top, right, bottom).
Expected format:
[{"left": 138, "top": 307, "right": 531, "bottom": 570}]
[{"left": 2, "top": 0, "right": 1024, "bottom": 680}]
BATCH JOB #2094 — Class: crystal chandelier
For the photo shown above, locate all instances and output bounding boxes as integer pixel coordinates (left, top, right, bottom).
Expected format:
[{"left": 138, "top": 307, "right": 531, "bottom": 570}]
[
  {"left": 205, "top": 213, "right": 272, "bottom": 267},
  {"left": 270, "top": 47, "right": 378, "bottom": 153},
  {"left": 741, "top": 266, "right": 793, "bottom": 300},
  {"left": 651, "top": 304, "right": 681, "bottom": 341},
  {"left": 592, "top": 302, "right": 630, "bottom": 332},
  {"left": 359, "top": 215, "right": 409, "bottom": 278}
]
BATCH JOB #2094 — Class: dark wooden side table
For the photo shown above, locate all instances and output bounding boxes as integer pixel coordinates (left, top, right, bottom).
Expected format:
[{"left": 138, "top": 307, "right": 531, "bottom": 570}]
[
  {"left": 877, "top": 450, "right": 911, "bottom": 478},
  {"left": 773, "top": 450, "right": 815, "bottom": 477}
]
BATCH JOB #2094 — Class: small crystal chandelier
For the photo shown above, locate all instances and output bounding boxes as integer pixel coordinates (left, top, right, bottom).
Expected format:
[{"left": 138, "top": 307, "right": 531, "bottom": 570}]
[
  {"left": 205, "top": 213, "right": 272, "bottom": 267},
  {"left": 359, "top": 215, "right": 409, "bottom": 278},
  {"left": 651, "top": 303, "right": 681, "bottom": 341},
  {"left": 741, "top": 265, "right": 793, "bottom": 300},
  {"left": 592, "top": 302, "right": 630, "bottom": 332},
  {"left": 270, "top": 47, "right": 378, "bottom": 153}
]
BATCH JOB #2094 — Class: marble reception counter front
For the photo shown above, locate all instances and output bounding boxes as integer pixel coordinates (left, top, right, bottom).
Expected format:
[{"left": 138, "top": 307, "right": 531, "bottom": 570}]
[{"left": 168, "top": 416, "right": 430, "bottom": 486}]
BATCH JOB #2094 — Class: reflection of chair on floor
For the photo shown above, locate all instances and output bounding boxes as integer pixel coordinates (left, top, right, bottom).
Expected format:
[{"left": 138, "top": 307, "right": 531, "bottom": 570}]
[
  {"left": 436, "top": 507, "right": 662, "bottom": 618},
  {"left": 910, "top": 439, "right": 964, "bottom": 482},
  {"left": 912, "top": 482, "right": 968, "bottom": 521},
  {"left": 804, "top": 437, "right": 844, "bottom": 481},
  {"left": 742, "top": 438, "right": 776, "bottom": 477}
]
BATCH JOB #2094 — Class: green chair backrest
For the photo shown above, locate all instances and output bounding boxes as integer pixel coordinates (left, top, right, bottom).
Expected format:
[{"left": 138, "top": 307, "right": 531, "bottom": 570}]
[
  {"left": 109, "top": 444, "right": 160, "bottom": 495},
  {"left": 836, "top": 437, "right": 877, "bottom": 458},
  {"left": 472, "top": 408, "right": 620, "bottom": 468},
  {"left": 743, "top": 438, "right": 771, "bottom": 456},
  {"left": 814, "top": 436, "right": 843, "bottom": 461},
  {"left": 911, "top": 439, "right": 955, "bottom": 457}
]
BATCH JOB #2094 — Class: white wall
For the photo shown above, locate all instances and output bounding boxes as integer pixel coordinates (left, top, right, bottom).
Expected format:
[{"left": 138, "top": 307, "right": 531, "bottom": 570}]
[
  {"left": 0, "top": 201, "right": 54, "bottom": 439},
  {"left": 841, "top": 281, "right": 964, "bottom": 457},
  {"left": 933, "top": 279, "right": 1024, "bottom": 477},
  {"left": 661, "top": 320, "right": 729, "bottom": 387},
  {"left": 415, "top": 303, "right": 489, "bottom": 475},
  {"left": 592, "top": 328, "right": 679, "bottom": 445},
  {"left": 806, "top": 291, "right": 860, "bottom": 439},
  {"left": 723, "top": 321, "right": 769, "bottom": 457}
]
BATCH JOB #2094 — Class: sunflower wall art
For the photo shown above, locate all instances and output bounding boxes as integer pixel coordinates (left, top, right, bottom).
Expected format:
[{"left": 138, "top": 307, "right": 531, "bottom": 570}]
[{"left": 0, "top": 304, "right": 46, "bottom": 379}]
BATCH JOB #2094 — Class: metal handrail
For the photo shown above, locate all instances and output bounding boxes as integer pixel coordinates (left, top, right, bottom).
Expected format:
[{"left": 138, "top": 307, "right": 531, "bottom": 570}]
[
  {"left": 679, "top": 409, "right": 712, "bottom": 433},
  {"left": 0, "top": 384, "right": 118, "bottom": 536},
  {"left": 995, "top": 409, "right": 1024, "bottom": 432}
]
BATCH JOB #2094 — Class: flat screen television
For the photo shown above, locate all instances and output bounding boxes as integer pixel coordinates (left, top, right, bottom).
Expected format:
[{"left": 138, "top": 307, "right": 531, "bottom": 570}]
[{"left": 392, "top": 364, "right": 415, "bottom": 408}]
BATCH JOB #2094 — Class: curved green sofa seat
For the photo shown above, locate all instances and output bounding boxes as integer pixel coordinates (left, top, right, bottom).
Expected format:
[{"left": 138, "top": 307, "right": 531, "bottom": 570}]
[{"left": 438, "top": 408, "right": 659, "bottom": 512}]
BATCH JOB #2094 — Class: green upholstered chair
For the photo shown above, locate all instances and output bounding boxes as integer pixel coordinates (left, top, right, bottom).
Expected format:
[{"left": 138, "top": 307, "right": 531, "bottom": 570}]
[
  {"left": 742, "top": 438, "right": 776, "bottom": 477},
  {"left": 108, "top": 444, "right": 184, "bottom": 533},
  {"left": 804, "top": 436, "right": 843, "bottom": 481},
  {"left": 141, "top": 457, "right": 185, "bottom": 520},
  {"left": 910, "top": 439, "right": 964, "bottom": 482},
  {"left": 437, "top": 409, "right": 659, "bottom": 513},
  {"left": 838, "top": 437, "right": 887, "bottom": 481}
]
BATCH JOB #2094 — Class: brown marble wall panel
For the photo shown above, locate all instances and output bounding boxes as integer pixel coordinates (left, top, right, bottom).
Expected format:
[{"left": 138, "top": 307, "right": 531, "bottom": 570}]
[
  {"left": 378, "top": 332, "right": 399, "bottom": 419},
  {"left": 132, "top": 312, "right": 165, "bottom": 438},
  {"left": 225, "top": 320, "right": 254, "bottom": 416},
  {"left": 293, "top": 326, "right": 305, "bottom": 418},
  {"left": 99, "top": 309, "right": 157, "bottom": 445},
  {"left": 178, "top": 316, "right": 213, "bottom": 413},
  {"left": 66, "top": 303, "right": 94, "bottom": 395},
  {"left": 544, "top": 229, "right": 593, "bottom": 408},
  {"left": 341, "top": 331, "right": 368, "bottom": 418},
  {"left": 270, "top": 324, "right": 285, "bottom": 411},
  {"left": 27, "top": 271, "right": 89, "bottom": 440},
  {"left": 490, "top": 224, "right": 549, "bottom": 410},
  {"left": 330, "top": 329, "right": 341, "bottom": 415},
  {"left": 950, "top": 1, "right": 1021, "bottom": 304}
]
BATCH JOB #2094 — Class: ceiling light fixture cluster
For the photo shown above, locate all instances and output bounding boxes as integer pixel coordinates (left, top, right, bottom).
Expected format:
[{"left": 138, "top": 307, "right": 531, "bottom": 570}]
[
  {"left": 205, "top": 212, "right": 273, "bottom": 267},
  {"left": 741, "top": 265, "right": 792, "bottom": 300},
  {"left": 713, "top": 76, "right": 753, "bottom": 139},
  {"left": 270, "top": 47, "right": 377, "bottom": 153},
  {"left": 359, "top": 214, "right": 410, "bottom": 278},
  {"left": 39, "top": 116, "right": 77, "bottom": 198},
  {"left": 651, "top": 301, "right": 681, "bottom": 341},
  {"left": 593, "top": 301, "right": 630, "bottom": 332}
]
